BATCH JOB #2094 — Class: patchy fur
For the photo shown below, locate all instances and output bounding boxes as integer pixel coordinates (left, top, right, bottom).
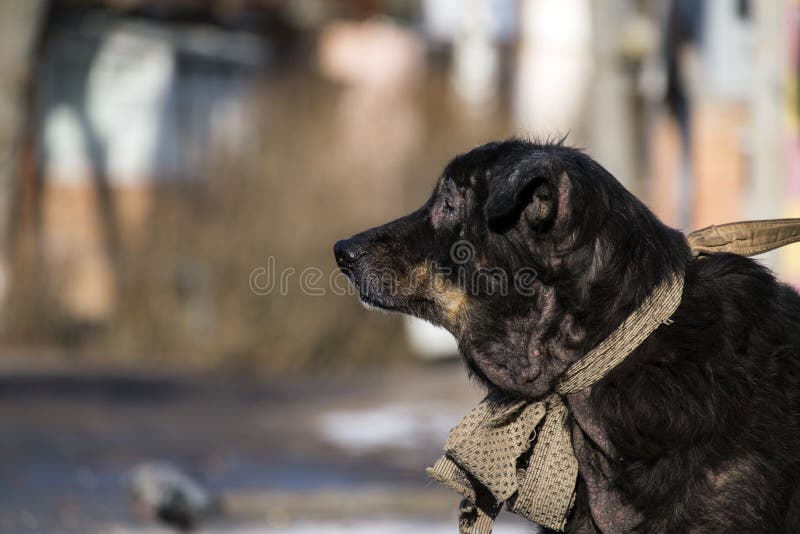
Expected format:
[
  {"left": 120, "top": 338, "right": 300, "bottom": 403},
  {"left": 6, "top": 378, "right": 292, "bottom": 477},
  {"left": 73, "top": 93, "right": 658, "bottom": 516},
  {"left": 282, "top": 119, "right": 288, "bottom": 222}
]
[{"left": 334, "top": 139, "right": 800, "bottom": 532}]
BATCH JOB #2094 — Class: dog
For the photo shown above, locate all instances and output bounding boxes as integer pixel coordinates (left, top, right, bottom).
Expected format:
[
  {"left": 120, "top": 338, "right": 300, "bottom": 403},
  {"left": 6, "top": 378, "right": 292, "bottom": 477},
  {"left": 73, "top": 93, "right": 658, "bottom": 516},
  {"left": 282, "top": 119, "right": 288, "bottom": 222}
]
[{"left": 333, "top": 139, "right": 800, "bottom": 532}]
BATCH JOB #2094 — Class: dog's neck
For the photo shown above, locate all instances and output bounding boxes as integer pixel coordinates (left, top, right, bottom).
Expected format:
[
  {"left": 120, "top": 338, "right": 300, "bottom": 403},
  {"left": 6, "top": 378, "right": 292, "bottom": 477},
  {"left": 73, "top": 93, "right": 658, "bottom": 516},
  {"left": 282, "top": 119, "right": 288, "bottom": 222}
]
[
  {"left": 464, "top": 216, "right": 690, "bottom": 401},
  {"left": 558, "top": 226, "right": 688, "bottom": 344},
  {"left": 549, "top": 235, "right": 689, "bottom": 533},
  {"left": 567, "top": 388, "right": 644, "bottom": 533}
]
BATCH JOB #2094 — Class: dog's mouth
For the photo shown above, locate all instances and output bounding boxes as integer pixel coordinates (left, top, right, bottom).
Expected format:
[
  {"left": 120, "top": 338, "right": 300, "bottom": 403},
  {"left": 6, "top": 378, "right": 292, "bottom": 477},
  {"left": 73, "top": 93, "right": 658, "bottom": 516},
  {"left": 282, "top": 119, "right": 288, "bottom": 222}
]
[
  {"left": 358, "top": 293, "right": 397, "bottom": 312},
  {"left": 339, "top": 265, "right": 402, "bottom": 313}
]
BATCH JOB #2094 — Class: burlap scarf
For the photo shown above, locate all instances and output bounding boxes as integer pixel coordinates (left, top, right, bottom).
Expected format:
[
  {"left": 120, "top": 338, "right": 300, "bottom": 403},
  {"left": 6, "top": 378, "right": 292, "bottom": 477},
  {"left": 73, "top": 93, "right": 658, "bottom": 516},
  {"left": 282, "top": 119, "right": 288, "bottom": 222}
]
[{"left": 428, "top": 219, "right": 800, "bottom": 533}]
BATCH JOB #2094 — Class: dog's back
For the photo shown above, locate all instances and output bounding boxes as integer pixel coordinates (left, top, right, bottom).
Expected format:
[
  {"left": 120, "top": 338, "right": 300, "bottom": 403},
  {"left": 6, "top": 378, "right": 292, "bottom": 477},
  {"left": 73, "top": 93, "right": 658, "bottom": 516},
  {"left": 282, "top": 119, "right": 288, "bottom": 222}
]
[{"left": 588, "top": 253, "right": 800, "bottom": 533}]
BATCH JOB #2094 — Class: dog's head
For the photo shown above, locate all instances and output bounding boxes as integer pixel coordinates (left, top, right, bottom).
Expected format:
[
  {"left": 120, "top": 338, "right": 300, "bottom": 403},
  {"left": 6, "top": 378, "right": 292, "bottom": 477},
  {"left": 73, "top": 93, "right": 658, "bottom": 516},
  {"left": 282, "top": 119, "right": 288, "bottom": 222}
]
[{"left": 334, "top": 140, "right": 689, "bottom": 398}]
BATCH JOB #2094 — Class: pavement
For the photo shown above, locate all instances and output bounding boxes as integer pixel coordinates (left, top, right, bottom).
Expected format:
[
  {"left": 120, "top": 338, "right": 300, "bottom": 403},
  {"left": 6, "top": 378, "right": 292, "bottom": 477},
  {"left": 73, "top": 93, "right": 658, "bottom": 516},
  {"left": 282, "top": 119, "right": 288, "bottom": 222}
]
[{"left": 0, "top": 357, "right": 538, "bottom": 533}]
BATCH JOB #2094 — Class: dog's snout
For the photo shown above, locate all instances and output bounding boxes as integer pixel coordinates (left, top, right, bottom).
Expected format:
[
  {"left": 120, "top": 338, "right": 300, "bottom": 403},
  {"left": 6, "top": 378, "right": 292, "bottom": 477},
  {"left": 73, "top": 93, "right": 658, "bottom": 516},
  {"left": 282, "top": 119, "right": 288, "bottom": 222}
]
[{"left": 334, "top": 238, "right": 365, "bottom": 267}]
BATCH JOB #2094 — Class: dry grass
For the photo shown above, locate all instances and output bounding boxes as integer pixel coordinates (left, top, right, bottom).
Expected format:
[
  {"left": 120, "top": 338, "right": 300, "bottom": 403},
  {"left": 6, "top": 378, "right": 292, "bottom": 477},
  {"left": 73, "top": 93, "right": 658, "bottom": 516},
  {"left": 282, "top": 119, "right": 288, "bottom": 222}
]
[{"left": 6, "top": 71, "right": 511, "bottom": 374}]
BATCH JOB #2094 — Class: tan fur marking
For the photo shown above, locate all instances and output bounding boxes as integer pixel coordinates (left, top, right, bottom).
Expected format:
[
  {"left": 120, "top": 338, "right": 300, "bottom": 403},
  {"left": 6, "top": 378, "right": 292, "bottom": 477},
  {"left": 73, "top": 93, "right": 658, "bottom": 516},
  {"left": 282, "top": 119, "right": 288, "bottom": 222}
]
[
  {"left": 435, "top": 284, "right": 469, "bottom": 331},
  {"left": 407, "top": 262, "right": 433, "bottom": 292},
  {"left": 404, "top": 261, "right": 470, "bottom": 332}
]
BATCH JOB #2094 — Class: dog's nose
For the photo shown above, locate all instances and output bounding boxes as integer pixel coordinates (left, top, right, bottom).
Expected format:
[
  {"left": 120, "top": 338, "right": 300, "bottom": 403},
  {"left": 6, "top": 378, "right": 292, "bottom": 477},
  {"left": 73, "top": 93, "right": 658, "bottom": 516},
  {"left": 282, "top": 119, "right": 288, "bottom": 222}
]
[{"left": 334, "top": 238, "right": 365, "bottom": 267}]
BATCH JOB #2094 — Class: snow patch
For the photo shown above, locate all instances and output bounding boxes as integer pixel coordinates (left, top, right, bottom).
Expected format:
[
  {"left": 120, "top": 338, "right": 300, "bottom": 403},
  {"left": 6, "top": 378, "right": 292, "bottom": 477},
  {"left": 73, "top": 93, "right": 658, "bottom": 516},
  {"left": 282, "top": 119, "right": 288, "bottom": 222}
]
[{"left": 317, "top": 403, "right": 459, "bottom": 452}]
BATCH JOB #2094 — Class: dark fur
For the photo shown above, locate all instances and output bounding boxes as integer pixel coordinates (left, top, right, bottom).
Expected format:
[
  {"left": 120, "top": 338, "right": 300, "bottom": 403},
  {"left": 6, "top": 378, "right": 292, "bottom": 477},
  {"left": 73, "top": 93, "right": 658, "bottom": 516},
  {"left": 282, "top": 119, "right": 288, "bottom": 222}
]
[{"left": 333, "top": 139, "right": 800, "bottom": 532}]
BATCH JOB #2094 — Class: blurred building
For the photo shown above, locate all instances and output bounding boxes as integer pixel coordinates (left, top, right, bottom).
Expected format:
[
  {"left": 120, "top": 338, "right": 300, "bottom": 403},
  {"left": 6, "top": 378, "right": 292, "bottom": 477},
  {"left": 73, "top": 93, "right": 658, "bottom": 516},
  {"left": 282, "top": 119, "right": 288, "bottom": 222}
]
[
  {"left": 24, "top": 2, "right": 278, "bottom": 321},
  {"left": 636, "top": 0, "right": 798, "bottom": 285}
]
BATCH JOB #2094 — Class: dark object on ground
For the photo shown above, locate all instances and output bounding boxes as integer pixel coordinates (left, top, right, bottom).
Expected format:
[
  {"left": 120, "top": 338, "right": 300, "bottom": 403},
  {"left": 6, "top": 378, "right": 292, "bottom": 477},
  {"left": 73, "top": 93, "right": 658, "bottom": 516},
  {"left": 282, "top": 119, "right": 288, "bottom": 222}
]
[
  {"left": 334, "top": 139, "right": 800, "bottom": 532},
  {"left": 128, "top": 461, "right": 214, "bottom": 532}
]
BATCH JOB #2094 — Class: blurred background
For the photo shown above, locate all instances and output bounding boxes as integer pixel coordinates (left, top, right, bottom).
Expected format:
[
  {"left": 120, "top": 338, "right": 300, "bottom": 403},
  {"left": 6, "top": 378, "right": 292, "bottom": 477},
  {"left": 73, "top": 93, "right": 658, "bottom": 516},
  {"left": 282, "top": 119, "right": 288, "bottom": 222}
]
[{"left": 0, "top": 0, "right": 797, "bottom": 532}]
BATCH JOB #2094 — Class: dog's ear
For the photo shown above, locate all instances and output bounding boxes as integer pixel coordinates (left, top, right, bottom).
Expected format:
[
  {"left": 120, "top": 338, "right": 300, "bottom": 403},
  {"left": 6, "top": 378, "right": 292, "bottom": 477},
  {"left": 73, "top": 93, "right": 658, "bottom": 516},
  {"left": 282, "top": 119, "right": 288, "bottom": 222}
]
[{"left": 486, "top": 168, "right": 555, "bottom": 232}]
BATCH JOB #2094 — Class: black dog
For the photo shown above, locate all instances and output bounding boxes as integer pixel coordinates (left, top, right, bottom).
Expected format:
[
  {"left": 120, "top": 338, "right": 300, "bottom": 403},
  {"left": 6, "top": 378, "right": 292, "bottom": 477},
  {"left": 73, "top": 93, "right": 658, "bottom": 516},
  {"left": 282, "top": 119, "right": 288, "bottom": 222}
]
[{"left": 333, "top": 139, "right": 800, "bottom": 532}]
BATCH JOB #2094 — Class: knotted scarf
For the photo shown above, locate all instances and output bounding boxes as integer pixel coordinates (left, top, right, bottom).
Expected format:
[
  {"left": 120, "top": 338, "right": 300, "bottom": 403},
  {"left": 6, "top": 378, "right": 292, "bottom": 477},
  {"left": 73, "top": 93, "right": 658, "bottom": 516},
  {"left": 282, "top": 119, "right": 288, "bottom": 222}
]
[{"left": 428, "top": 218, "right": 800, "bottom": 533}]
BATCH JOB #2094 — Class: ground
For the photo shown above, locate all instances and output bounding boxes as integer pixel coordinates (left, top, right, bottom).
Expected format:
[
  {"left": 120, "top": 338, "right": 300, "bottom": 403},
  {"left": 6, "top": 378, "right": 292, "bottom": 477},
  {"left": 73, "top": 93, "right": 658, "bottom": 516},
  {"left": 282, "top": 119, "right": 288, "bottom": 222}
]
[{"left": 0, "top": 356, "right": 532, "bottom": 533}]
